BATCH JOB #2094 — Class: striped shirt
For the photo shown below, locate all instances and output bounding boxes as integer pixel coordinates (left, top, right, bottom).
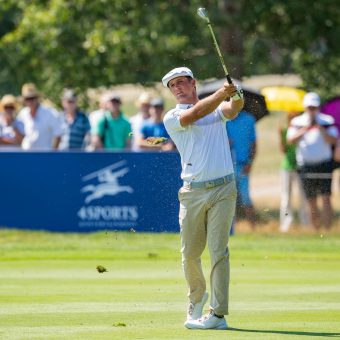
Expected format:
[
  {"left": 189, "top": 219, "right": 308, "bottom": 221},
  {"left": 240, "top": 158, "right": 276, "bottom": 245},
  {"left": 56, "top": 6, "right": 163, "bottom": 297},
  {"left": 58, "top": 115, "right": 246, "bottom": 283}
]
[{"left": 59, "top": 111, "right": 91, "bottom": 150}]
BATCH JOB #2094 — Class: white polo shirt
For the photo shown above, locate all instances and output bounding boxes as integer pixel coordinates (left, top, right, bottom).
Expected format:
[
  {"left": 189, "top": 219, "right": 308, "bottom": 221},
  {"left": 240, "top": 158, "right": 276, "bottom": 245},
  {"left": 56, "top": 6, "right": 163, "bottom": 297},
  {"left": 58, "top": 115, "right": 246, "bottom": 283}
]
[
  {"left": 18, "top": 105, "right": 63, "bottom": 150},
  {"left": 163, "top": 103, "right": 234, "bottom": 182},
  {"left": 287, "top": 112, "right": 338, "bottom": 166}
]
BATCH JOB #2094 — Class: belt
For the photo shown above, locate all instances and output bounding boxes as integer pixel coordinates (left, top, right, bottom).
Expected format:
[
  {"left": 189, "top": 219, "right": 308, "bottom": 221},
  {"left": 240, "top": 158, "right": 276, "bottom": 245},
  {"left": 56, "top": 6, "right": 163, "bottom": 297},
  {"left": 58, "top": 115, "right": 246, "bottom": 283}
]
[{"left": 184, "top": 174, "right": 234, "bottom": 189}]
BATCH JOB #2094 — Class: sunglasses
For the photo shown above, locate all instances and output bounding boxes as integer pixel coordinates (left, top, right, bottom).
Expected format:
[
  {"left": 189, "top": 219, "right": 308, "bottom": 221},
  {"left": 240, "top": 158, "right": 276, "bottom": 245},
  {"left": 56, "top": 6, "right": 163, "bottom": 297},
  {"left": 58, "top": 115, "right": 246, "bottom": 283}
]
[
  {"left": 4, "top": 105, "right": 15, "bottom": 110},
  {"left": 24, "top": 97, "right": 37, "bottom": 101}
]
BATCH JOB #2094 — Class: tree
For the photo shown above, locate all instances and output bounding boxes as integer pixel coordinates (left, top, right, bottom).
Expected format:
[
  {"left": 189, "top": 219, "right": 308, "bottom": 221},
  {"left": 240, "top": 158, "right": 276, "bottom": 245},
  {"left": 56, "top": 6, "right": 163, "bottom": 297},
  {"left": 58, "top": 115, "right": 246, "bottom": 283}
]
[
  {"left": 239, "top": 0, "right": 340, "bottom": 98},
  {"left": 0, "top": 0, "right": 215, "bottom": 101},
  {"left": 0, "top": 0, "right": 339, "bottom": 102}
]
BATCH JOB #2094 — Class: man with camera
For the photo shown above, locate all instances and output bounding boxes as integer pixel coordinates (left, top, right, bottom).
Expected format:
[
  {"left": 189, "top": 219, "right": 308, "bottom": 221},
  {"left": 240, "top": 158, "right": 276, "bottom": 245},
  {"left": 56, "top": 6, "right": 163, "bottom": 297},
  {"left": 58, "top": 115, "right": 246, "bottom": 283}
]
[{"left": 287, "top": 92, "right": 338, "bottom": 230}]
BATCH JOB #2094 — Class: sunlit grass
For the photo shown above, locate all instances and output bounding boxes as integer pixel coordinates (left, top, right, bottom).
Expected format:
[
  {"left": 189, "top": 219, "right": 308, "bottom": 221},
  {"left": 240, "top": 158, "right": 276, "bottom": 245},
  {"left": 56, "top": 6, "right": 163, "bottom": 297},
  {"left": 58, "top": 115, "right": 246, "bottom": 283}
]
[{"left": 0, "top": 229, "right": 339, "bottom": 339}]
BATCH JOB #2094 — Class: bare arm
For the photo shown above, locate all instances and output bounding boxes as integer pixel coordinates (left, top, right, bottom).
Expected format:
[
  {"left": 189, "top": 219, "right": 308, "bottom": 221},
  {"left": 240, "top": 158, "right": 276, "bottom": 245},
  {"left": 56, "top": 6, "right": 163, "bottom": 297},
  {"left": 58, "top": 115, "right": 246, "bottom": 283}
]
[
  {"left": 0, "top": 122, "right": 24, "bottom": 146},
  {"left": 53, "top": 136, "right": 61, "bottom": 150},
  {"left": 318, "top": 126, "right": 338, "bottom": 145},
  {"left": 137, "top": 131, "right": 155, "bottom": 150},
  {"left": 91, "top": 134, "right": 104, "bottom": 150},
  {"left": 138, "top": 136, "right": 162, "bottom": 150},
  {"left": 220, "top": 96, "right": 244, "bottom": 120},
  {"left": 287, "top": 126, "right": 309, "bottom": 144},
  {"left": 124, "top": 137, "right": 131, "bottom": 150},
  {"left": 0, "top": 131, "right": 24, "bottom": 145},
  {"left": 13, "top": 127, "right": 24, "bottom": 145},
  {"left": 179, "top": 83, "right": 238, "bottom": 127},
  {"left": 0, "top": 137, "right": 14, "bottom": 145}
]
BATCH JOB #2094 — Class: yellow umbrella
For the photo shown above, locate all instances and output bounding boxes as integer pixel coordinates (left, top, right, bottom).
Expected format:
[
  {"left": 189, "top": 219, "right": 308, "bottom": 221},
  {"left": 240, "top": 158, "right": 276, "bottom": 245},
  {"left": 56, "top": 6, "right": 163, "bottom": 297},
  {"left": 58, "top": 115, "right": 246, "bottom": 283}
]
[{"left": 261, "top": 86, "right": 306, "bottom": 112}]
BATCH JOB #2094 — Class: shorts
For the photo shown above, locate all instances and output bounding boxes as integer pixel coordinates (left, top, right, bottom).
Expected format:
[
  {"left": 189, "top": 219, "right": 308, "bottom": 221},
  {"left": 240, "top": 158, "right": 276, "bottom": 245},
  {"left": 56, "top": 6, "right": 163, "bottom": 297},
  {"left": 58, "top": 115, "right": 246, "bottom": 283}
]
[
  {"left": 235, "top": 163, "right": 252, "bottom": 206},
  {"left": 298, "top": 160, "right": 333, "bottom": 199}
]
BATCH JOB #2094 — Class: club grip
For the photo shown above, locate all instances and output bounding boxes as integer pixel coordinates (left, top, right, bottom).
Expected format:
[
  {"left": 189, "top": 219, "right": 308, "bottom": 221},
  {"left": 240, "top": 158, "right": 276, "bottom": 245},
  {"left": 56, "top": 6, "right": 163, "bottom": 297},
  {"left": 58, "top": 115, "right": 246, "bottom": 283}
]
[{"left": 226, "top": 74, "right": 233, "bottom": 84}]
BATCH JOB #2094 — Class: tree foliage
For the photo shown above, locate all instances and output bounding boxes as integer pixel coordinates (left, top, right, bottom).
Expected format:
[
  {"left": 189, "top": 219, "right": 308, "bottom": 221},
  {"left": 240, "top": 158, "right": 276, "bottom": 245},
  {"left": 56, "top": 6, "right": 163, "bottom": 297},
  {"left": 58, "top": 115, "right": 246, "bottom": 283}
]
[
  {"left": 0, "top": 0, "right": 338, "bottom": 101},
  {"left": 240, "top": 0, "right": 340, "bottom": 98}
]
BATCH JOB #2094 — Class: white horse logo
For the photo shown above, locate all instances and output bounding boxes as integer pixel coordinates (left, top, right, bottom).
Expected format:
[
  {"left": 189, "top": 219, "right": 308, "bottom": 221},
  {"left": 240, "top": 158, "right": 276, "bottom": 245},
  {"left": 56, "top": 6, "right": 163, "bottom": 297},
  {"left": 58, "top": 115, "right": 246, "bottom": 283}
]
[{"left": 81, "top": 160, "right": 133, "bottom": 204}]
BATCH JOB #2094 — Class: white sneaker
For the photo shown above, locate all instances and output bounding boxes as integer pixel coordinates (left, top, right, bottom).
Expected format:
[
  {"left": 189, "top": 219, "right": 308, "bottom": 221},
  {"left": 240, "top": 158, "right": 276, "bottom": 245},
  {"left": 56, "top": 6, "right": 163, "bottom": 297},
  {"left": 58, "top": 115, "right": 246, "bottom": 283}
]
[
  {"left": 186, "top": 291, "right": 209, "bottom": 321},
  {"left": 185, "top": 311, "right": 228, "bottom": 330}
]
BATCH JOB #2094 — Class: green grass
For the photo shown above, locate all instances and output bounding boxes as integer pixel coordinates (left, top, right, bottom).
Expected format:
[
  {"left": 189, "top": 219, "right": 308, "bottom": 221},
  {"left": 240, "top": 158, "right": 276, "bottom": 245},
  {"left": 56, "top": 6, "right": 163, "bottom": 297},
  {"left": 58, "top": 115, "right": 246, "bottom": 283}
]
[{"left": 1, "top": 229, "right": 340, "bottom": 340}]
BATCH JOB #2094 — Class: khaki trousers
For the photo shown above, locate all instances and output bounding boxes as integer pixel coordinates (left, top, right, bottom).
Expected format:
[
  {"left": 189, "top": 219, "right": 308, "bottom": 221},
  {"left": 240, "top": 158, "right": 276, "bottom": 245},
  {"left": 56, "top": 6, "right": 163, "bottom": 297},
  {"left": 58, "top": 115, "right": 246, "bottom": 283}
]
[{"left": 178, "top": 179, "right": 237, "bottom": 315}]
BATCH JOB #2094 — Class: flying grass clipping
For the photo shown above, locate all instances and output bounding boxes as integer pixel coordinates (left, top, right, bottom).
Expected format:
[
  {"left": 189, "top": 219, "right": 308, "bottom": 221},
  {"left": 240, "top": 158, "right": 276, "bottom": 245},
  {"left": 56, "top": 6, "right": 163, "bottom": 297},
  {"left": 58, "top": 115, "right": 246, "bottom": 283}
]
[{"left": 96, "top": 265, "right": 107, "bottom": 273}]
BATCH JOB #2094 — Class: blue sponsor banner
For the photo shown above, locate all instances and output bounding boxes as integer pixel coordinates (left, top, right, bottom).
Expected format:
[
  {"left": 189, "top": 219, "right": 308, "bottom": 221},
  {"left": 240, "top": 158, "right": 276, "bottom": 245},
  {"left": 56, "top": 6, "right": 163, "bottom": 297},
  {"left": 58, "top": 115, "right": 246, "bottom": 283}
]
[{"left": 0, "top": 152, "right": 182, "bottom": 232}]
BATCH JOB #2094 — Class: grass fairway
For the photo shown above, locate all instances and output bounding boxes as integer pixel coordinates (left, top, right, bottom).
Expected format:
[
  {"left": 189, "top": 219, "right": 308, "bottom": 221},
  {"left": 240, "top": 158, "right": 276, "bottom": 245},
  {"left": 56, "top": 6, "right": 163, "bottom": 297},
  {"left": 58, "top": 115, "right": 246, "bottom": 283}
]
[{"left": 0, "top": 229, "right": 340, "bottom": 340}]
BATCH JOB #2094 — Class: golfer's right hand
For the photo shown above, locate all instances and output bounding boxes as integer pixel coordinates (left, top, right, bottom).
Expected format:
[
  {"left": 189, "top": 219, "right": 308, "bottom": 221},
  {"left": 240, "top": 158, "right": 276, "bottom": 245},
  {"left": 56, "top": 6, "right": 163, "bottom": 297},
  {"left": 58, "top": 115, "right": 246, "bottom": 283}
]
[{"left": 222, "top": 83, "right": 238, "bottom": 98}]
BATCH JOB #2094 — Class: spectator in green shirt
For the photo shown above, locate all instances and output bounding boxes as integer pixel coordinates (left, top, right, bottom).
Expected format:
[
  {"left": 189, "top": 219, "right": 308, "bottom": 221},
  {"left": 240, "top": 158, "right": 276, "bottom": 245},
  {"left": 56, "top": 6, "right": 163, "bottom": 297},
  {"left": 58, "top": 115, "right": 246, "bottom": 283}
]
[
  {"left": 279, "top": 111, "right": 309, "bottom": 232},
  {"left": 91, "top": 92, "right": 131, "bottom": 151}
]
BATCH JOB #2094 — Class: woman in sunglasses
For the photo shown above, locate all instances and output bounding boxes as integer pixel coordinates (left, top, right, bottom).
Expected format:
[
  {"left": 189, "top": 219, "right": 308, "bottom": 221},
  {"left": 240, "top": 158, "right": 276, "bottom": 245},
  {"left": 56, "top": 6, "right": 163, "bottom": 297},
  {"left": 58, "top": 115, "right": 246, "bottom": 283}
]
[{"left": 0, "top": 94, "right": 24, "bottom": 149}]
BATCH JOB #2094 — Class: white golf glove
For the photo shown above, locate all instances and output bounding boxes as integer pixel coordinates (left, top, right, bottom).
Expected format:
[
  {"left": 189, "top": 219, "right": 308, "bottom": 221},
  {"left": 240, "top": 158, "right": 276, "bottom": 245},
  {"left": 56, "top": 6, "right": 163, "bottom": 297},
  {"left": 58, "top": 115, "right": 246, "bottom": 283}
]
[{"left": 232, "top": 85, "right": 244, "bottom": 101}]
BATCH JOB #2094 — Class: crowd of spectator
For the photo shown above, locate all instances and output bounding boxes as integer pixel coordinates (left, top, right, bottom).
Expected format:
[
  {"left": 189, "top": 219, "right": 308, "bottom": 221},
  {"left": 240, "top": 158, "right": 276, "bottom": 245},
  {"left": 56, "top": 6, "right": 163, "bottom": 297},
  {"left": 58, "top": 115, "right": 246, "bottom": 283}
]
[
  {"left": 1, "top": 85, "right": 339, "bottom": 230},
  {"left": 227, "top": 91, "right": 339, "bottom": 232},
  {"left": 0, "top": 83, "right": 175, "bottom": 152}
]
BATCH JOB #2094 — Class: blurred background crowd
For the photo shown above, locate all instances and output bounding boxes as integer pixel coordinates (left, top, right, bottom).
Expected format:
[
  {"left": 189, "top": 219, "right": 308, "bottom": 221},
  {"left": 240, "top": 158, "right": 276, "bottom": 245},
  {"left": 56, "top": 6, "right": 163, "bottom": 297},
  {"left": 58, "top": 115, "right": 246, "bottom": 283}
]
[
  {"left": 0, "top": 0, "right": 339, "bottom": 233},
  {"left": 1, "top": 83, "right": 339, "bottom": 232},
  {"left": 0, "top": 84, "right": 176, "bottom": 152}
]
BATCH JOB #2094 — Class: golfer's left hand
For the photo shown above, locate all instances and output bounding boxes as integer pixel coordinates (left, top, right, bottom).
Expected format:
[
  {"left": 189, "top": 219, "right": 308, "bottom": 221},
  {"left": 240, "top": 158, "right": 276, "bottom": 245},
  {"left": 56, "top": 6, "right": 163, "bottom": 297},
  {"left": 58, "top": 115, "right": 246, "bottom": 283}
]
[{"left": 232, "top": 85, "right": 244, "bottom": 101}]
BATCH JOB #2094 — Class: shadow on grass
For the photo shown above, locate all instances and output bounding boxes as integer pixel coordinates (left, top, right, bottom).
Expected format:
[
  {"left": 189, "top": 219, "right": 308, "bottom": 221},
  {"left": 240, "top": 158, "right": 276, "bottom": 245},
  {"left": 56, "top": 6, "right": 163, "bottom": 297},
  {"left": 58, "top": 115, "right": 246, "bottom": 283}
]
[{"left": 228, "top": 327, "right": 340, "bottom": 337}]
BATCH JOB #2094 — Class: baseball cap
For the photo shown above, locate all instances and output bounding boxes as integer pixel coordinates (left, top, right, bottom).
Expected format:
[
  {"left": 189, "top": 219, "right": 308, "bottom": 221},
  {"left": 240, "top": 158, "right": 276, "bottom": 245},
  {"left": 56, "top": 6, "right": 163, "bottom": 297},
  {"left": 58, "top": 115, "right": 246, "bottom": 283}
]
[
  {"left": 106, "top": 91, "right": 121, "bottom": 103},
  {"left": 303, "top": 92, "right": 320, "bottom": 107},
  {"left": 150, "top": 97, "right": 164, "bottom": 107},
  {"left": 21, "top": 83, "right": 39, "bottom": 99},
  {"left": 162, "top": 67, "right": 194, "bottom": 87},
  {"left": 62, "top": 89, "right": 77, "bottom": 101}
]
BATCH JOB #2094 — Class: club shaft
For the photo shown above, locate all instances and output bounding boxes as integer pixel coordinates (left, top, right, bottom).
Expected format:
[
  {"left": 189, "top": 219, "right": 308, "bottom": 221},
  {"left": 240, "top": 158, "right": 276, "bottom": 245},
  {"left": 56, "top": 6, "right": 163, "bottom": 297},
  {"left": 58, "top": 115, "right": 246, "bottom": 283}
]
[{"left": 206, "top": 22, "right": 233, "bottom": 84}]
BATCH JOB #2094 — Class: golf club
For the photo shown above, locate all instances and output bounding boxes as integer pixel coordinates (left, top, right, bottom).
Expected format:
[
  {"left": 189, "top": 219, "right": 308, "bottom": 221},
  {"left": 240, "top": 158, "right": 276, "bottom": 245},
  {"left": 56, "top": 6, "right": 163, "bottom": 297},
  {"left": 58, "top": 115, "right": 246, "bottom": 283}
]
[{"left": 197, "top": 7, "right": 233, "bottom": 84}]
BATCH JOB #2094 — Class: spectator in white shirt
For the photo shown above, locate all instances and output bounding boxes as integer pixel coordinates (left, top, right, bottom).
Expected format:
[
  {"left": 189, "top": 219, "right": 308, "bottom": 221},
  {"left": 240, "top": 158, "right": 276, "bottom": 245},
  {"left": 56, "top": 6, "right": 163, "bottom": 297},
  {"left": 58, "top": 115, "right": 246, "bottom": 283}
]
[
  {"left": 17, "top": 83, "right": 62, "bottom": 150},
  {"left": 130, "top": 92, "right": 151, "bottom": 151},
  {"left": 287, "top": 92, "right": 338, "bottom": 230},
  {"left": 89, "top": 93, "right": 109, "bottom": 129}
]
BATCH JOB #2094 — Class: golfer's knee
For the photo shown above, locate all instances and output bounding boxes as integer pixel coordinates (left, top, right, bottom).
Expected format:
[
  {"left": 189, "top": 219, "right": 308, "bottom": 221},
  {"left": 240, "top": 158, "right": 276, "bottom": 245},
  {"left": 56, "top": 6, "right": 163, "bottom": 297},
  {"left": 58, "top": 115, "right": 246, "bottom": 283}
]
[
  {"left": 210, "top": 249, "right": 229, "bottom": 266},
  {"left": 182, "top": 252, "right": 199, "bottom": 263}
]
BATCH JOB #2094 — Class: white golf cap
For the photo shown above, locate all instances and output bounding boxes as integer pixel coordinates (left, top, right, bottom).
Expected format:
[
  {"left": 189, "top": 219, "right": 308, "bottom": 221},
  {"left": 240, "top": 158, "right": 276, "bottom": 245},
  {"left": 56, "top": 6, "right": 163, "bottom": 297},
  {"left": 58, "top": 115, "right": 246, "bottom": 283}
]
[
  {"left": 162, "top": 67, "right": 194, "bottom": 87},
  {"left": 303, "top": 92, "right": 320, "bottom": 107}
]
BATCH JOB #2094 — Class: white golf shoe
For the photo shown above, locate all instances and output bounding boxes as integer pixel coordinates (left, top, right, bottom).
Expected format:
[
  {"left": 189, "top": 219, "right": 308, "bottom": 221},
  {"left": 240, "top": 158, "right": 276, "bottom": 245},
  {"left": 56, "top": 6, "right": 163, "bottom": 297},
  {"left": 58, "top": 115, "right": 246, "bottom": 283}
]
[
  {"left": 186, "top": 291, "right": 209, "bottom": 321},
  {"left": 185, "top": 310, "right": 228, "bottom": 330}
]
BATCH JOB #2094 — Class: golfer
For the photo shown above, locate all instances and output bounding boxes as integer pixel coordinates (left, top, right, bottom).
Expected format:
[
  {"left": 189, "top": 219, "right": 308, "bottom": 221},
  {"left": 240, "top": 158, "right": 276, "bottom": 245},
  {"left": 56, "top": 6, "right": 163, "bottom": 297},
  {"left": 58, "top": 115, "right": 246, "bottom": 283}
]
[{"left": 162, "top": 67, "right": 244, "bottom": 330}]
